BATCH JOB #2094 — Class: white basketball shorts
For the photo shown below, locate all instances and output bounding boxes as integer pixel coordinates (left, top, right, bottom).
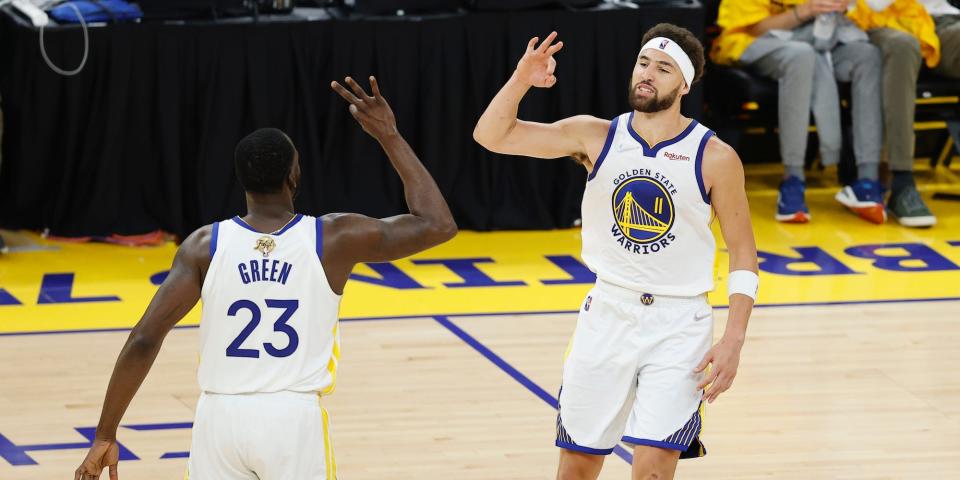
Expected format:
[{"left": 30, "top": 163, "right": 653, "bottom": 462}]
[
  {"left": 556, "top": 280, "right": 712, "bottom": 458},
  {"left": 186, "top": 390, "right": 337, "bottom": 479}
]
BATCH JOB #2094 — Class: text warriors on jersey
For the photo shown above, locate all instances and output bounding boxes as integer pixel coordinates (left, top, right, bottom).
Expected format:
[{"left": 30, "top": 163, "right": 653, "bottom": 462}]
[{"left": 609, "top": 168, "right": 678, "bottom": 255}]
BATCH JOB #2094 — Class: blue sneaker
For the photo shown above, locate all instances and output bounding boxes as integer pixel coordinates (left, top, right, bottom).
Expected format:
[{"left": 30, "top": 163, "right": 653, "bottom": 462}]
[
  {"left": 776, "top": 176, "right": 810, "bottom": 223},
  {"left": 835, "top": 178, "right": 886, "bottom": 224}
]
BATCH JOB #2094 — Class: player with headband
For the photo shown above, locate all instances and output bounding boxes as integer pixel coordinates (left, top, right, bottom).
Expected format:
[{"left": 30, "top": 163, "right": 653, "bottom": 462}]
[{"left": 474, "top": 23, "right": 759, "bottom": 479}]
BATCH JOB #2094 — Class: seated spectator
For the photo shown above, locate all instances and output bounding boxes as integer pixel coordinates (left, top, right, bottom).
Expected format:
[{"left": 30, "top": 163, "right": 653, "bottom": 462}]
[
  {"left": 924, "top": 0, "right": 960, "bottom": 78},
  {"left": 712, "top": 0, "right": 887, "bottom": 225},
  {"left": 848, "top": 0, "right": 940, "bottom": 227}
]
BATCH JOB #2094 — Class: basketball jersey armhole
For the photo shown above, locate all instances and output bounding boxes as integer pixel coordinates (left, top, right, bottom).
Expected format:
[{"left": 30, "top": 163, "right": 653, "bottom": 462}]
[
  {"left": 312, "top": 216, "right": 342, "bottom": 299},
  {"left": 209, "top": 221, "right": 220, "bottom": 259},
  {"left": 587, "top": 115, "right": 620, "bottom": 181},
  {"left": 315, "top": 216, "right": 324, "bottom": 261},
  {"left": 200, "top": 221, "right": 223, "bottom": 299},
  {"left": 695, "top": 130, "right": 715, "bottom": 205}
]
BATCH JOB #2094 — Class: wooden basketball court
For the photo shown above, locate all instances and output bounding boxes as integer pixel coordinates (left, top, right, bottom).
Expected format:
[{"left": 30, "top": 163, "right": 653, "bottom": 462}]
[{"left": 2, "top": 163, "right": 959, "bottom": 479}]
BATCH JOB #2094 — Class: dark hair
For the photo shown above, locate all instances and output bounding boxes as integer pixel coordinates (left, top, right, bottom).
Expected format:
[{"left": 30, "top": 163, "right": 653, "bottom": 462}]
[
  {"left": 641, "top": 23, "right": 706, "bottom": 85},
  {"left": 234, "top": 128, "right": 295, "bottom": 194}
]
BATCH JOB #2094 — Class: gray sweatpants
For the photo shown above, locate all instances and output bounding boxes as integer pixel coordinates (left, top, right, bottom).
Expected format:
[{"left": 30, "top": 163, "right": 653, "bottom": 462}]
[{"left": 740, "top": 37, "right": 883, "bottom": 176}]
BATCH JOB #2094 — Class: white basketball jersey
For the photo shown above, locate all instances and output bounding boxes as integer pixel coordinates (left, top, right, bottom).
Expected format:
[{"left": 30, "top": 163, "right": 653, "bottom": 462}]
[
  {"left": 198, "top": 214, "right": 342, "bottom": 395},
  {"left": 581, "top": 112, "right": 717, "bottom": 296}
]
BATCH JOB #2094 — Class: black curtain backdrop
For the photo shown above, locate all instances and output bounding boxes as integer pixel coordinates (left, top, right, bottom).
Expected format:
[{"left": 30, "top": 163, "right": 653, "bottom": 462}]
[{"left": 0, "top": 3, "right": 704, "bottom": 238}]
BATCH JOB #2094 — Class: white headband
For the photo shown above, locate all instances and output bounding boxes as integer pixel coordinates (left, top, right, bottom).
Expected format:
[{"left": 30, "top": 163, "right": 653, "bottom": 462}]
[{"left": 639, "top": 37, "right": 695, "bottom": 87}]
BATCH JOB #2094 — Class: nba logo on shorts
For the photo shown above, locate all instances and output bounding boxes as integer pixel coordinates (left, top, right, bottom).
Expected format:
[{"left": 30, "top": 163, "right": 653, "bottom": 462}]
[
  {"left": 659, "top": 39, "right": 669, "bottom": 49},
  {"left": 584, "top": 296, "right": 592, "bottom": 311}
]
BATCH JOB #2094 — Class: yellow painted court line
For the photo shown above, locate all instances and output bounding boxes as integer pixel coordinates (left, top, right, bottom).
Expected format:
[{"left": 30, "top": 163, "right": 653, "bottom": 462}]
[{"left": 1, "top": 185, "right": 959, "bottom": 335}]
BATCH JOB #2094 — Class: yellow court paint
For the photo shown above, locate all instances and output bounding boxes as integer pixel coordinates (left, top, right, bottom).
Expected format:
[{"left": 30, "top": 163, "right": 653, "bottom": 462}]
[{"left": 1, "top": 183, "right": 959, "bottom": 335}]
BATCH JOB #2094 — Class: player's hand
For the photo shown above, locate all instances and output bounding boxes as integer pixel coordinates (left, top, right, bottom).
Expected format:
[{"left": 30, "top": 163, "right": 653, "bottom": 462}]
[
  {"left": 331, "top": 76, "right": 399, "bottom": 140},
  {"left": 515, "top": 31, "right": 564, "bottom": 88},
  {"left": 693, "top": 338, "right": 743, "bottom": 404},
  {"left": 74, "top": 438, "right": 119, "bottom": 480}
]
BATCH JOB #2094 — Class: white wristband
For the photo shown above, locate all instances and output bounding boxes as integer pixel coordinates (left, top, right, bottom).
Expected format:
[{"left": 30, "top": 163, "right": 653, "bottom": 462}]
[{"left": 728, "top": 270, "right": 759, "bottom": 301}]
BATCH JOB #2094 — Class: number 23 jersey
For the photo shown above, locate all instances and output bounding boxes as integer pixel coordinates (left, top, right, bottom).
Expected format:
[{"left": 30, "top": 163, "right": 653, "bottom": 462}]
[{"left": 198, "top": 214, "right": 342, "bottom": 395}]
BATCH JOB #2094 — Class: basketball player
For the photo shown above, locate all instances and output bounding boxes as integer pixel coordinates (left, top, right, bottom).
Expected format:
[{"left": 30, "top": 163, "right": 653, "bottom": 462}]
[
  {"left": 474, "top": 24, "right": 759, "bottom": 479},
  {"left": 73, "top": 76, "right": 457, "bottom": 480}
]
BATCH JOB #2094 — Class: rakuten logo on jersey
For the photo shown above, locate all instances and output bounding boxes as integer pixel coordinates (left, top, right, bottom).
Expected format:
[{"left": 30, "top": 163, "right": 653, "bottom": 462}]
[{"left": 663, "top": 151, "right": 690, "bottom": 161}]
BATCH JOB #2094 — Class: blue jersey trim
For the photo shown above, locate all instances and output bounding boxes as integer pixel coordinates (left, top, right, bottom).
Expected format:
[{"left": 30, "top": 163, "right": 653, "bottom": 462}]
[
  {"left": 209, "top": 222, "right": 219, "bottom": 258},
  {"left": 315, "top": 216, "right": 324, "bottom": 261},
  {"left": 695, "top": 130, "right": 715, "bottom": 205},
  {"left": 231, "top": 216, "right": 258, "bottom": 233},
  {"left": 555, "top": 441, "right": 614, "bottom": 456},
  {"left": 232, "top": 214, "right": 304, "bottom": 236},
  {"left": 274, "top": 214, "right": 304, "bottom": 235},
  {"left": 626, "top": 111, "right": 699, "bottom": 158},
  {"left": 621, "top": 437, "right": 688, "bottom": 452},
  {"left": 587, "top": 116, "right": 620, "bottom": 181}
]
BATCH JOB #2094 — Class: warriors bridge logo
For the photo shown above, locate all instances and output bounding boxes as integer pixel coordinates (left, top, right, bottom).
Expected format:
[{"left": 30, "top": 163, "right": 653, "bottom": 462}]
[{"left": 610, "top": 175, "right": 676, "bottom": 254}]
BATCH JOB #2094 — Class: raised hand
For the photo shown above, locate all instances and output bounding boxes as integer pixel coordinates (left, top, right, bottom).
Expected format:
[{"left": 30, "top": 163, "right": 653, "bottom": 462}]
[
  {"left": 515, "top": 31, "right": 564, "bottom": 89},
  {"left": 331, "top": 76, "right": 399, "bottom": 140}
]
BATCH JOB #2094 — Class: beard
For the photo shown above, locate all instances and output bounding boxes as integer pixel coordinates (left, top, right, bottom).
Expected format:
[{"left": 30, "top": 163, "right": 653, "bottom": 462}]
[{"left": 628, "top": 82, "right": 681, "bottom": 113}]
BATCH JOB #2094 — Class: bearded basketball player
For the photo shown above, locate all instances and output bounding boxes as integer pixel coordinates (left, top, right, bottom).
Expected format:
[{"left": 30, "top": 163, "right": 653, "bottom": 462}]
[
  {"left": 474, "top": 24, "right": 759, "bottom": 480},
  {"left": 74, "top": 76, "right": 457, "bottom": 480}
]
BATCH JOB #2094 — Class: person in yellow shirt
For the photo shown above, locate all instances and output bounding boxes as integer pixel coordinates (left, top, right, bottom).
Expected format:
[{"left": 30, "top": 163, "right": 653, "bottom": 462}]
[
  {"left": 846, "top": 0, "right": 939, "bottom": 227},
  {"left": 712, "top": 0, "right": 887, "bottom": 225}
]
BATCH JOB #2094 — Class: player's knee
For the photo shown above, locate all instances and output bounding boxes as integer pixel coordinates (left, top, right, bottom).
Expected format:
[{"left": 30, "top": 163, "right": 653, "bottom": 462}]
[
  {"left": 557, "top": 450, "right": 603, "bottom": 480},
  {"left": 557, "top": 470, "right": 593, "bottom": 480},
  {"left": 633, "top": 471, "right": 667, "bottom": 480},
  {"left": 633, "top": 462, "right": 675, "bottom": 480},
  {"left": 631, "top": 447, "right": 679, "bottom": 480},
  {"left": 557, "top": 464, "right": 601, "bottom": 480}
]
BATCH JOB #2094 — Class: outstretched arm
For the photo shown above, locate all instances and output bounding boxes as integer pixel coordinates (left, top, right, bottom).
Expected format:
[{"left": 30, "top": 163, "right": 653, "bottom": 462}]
[
  {"left": 74, "top": 227, "right": 211, "bottom": 480},
  {"left": 473, "top": 32, "right": 607, "bottom": 165},
  {"left": 694, "top": 138, "right": 758, "bottom": 404},
  {"left": 322, "top": 76, "right": 457, "bottom": 294}
]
